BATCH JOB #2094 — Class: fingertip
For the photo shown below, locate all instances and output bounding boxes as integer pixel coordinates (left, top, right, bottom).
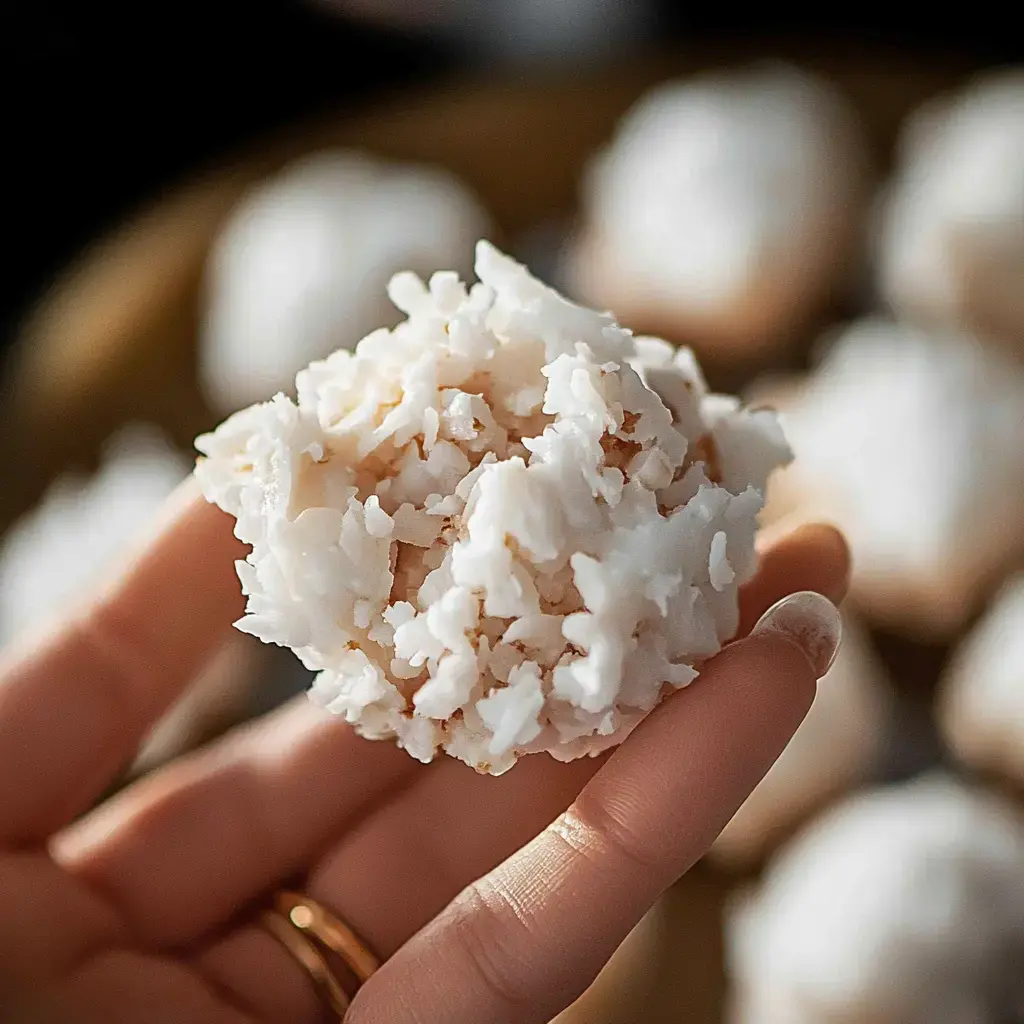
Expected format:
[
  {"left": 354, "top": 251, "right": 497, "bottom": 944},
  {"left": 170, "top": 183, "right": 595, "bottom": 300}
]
[
  {"left": 739, "top": 520, "right": 850, "bottom": 636},
  {"left": 757, "top": 519, "right": 851, "bottom": 596}
]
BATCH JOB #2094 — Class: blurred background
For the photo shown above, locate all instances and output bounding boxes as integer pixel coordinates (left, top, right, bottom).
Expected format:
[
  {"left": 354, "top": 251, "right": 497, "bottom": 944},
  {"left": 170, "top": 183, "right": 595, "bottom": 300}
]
[{"left": 3, "top": 3, "right": 1024, "bottom": 1021}]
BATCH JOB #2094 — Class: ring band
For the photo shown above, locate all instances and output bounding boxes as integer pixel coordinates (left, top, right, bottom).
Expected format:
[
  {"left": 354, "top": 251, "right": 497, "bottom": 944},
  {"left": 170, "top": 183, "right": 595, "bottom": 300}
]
[
  {"left": 260, "top": 908, "right": 352, "bottom": 1016},
  {"left": 261, "top": 891, "right": 380, "bottom": 1018},
  {"left": 274, "top": 890, "right": 381, "bottom": 983}
]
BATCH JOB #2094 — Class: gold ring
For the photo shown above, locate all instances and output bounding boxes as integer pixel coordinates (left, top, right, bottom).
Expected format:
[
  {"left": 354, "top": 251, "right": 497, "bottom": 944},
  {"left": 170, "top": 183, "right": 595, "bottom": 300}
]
[{"left": 261, "top": 891, "right": 380, "bottom": 1018}]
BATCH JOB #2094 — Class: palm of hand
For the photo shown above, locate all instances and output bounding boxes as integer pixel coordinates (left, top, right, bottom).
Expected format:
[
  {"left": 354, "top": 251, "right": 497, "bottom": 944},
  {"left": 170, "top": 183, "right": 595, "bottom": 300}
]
[{"left": 0, "top": 487, "right": 847, "bottom": 1023}]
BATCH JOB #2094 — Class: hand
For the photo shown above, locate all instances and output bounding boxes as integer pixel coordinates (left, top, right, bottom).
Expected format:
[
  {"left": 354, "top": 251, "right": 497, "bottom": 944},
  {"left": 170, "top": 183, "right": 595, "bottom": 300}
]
[{"left": 0, "top": 480, "right": 848, "bottom": 1023}]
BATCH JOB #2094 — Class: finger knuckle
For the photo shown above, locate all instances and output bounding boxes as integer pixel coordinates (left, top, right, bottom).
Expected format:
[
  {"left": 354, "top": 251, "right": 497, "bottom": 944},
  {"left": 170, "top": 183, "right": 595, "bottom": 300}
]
[
  {"left": 558, "top": 792, "right": 665, "bottom": 873},
  {"left": 447, "top": 878, "right": 534, "bottom": 1011}
]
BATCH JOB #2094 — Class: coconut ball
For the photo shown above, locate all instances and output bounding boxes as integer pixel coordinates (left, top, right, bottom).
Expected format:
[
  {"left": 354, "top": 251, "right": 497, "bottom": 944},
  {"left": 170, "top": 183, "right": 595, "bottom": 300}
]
[
  {"left": 940, "top": 573, "right": 1024, "bottom": 789},
  {"left": 200, "top": 151, "right": 492, "bottom": 414},
  {"left": 711, "top": 613, "right": 891, "bottom": 866},
  {"left": 879, "top": 71, "right": 1024, "bottom": 350},
  {"left": 0, "top": 425, "right": 190, "bottom": 642},
  {"left": 570, "top": 64, "right": 866, "bottom": 362},
  {"left": 726, "top": 775, "right": 1024, "bottom": 1024},
  {"left": 765, "top": 318, "right": 1024, "bottom": 638},
  {"left": 195, "top": 242, "right": 792, "bottom": 774}
]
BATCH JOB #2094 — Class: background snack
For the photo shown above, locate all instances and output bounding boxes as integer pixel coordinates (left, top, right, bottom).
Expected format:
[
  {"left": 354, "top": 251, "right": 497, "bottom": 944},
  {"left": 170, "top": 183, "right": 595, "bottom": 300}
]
[
  {"left": 0, "top": 425, "right": 189, "bottom": 642},
  {"left": 765, "top": 318, "right": 1024, "bottom": 637},
  {"left": 879, "top": 70, "right": 1024, "bottom": 352},
  {"left": 725, "top": 775, "right": 1024, "bottom": 1024},
  {"left": 939, "top": 572, "right": 1024, "bottom": 789},
  {"left": 195, "top": 242, "right": 791, "bottom": 773},
  {"left": 199, "top": 151, "right": 491, "bottom": 413},
  {"left": 570, "top": 63, "right": 867, "bottom": 363},
  {"left": 711, "top": 613, "right": 892, "bottom": 866}
]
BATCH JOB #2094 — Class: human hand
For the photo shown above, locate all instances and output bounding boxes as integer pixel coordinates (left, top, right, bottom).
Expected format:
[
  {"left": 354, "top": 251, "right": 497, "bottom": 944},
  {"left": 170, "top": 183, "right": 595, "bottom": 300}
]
[{"left": 0, "top": 480, "right": 847, "bottom": 1023}]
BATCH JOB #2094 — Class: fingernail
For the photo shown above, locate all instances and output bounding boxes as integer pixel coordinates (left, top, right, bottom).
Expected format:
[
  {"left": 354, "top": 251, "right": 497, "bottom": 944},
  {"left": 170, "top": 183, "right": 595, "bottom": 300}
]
[{"left": 750, "top": 591, "right": 842, "bottom": 678}]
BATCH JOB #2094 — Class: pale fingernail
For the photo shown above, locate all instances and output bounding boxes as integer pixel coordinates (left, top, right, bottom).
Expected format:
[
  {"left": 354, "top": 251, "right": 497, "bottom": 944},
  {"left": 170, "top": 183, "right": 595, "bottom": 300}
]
[{"left": 750, "top": 590, "right": 842, "bottom": 679}]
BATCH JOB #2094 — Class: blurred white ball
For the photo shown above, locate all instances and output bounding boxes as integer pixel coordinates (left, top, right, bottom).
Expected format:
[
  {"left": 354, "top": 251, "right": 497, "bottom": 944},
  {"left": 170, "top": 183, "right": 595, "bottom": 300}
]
[
  {"left": 571, "top": 64, "right": 868, "bottom": 360},
  {"left": 879, "top": 71, "right": 1024, "bottom": 350},
  {"left": 0, "top": 425, "right": 188, "bottom": 643},
  {"left": 940, "top": 572, "right": 1024, "bottom": 787},
  {"left": 726, "top": 775, "right": 1024, "bottom": 1024},
  {"left": 765, "top": 318, "right": 1024, "bottom": 637},
  {"left": 199, "top": 151, "right": 491, "bottom": 413}
]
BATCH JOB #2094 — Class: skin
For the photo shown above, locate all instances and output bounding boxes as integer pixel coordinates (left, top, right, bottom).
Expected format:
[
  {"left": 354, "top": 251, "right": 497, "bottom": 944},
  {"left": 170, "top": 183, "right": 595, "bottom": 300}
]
[{"left": 0, "top": 480, "right": 848, "bottom": 1023}]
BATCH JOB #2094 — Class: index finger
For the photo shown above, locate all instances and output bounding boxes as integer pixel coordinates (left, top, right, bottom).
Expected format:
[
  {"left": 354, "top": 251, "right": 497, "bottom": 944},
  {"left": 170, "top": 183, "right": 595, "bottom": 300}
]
[
  {"left": 0, "top": 479, "right": 247, "bottom": 843},
  {"left": 348, "top": 630, "right": 826, "bottom": 1024}
]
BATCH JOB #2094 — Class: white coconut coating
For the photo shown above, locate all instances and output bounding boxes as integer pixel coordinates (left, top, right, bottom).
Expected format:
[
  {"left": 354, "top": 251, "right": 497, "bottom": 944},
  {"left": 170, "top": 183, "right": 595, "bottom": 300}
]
[
  {"left": 200, "top": 151, "right": 491, "bottom": 413},
  {"left": 879, "top": 71, "right": 1024, "bottom": 350},
  {"left": 940, "top": 573, "right": 1024, "bottom": 788},
  {"left": 195, "top": 242, "right": 791, "bottom": 773},
  {"left": 712, "top": 614, "right": 891, "bottom": 866},
  {"left": 571, "top": 64, "right": 866, "bottom": 358},
  {"left": 767, "top": 318, "right": 1024, "bottom": 637},
  {"left": 727, "top": 775, "right": 1024, "bottom": 1024}
]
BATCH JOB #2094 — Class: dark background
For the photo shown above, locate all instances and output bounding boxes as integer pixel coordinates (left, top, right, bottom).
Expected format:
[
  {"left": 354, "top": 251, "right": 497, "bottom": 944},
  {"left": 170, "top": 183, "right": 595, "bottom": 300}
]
[{"left": 3, "top": 1, "right": 1021, "bottom": 359}]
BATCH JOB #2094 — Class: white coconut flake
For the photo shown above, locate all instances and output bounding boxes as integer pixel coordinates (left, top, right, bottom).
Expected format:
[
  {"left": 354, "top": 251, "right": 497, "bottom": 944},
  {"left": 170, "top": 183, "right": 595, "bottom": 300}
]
[{"left": 195, "top": 242, "right": 791, "bottom": 773}]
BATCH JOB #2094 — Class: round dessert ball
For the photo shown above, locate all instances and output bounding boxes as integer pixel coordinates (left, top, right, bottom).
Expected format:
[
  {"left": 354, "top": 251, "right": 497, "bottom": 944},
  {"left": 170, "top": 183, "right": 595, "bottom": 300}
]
[
  {"left": 939, "top": 573, "right": 1024, "bottom": 789},
  {"left": 764, "top": 318, "right": 1024, "bottom": 638},
  {"left": 710, "top": 613, "right": 892, "bottom": 867},
  {"left": 0, "top": 425, "right": 190, "bottom": 643},
  {"left": 199, "top": 151, "right": 492, "bottom": 414},
  {"left": 726, "top": 775, "right": 1024, "bottom": 1024},
  {"left": 196, "top": 242, "right": 793, "bottom": 773},
  {"left": 879, "top": 70, "right": 1024, "bottom": 351},
  {"left": 569, "top": 63, "right": 867, "bottom": 363}
]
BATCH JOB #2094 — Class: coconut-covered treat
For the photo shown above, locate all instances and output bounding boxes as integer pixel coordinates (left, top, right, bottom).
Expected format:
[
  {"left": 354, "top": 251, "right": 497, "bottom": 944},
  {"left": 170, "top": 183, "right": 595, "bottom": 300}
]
[
  {"left": 0, "top": 426, "right": 190, "bottom": 643},
  {"left": 765, "top": 318, "right": 1024, "bottom": 638},
  {"left": 200, "top": 151, "right": 491, "bottom": 413},
  {"left": 711, "top": 613, "right": 891, "bottom": 867},
  {"left": 726, "top": 775, "right": 1024, "bottom": 1024},
  {"left": 939, "top": 574, "right": 1024, "bottom": 789},
  {"left": 879, "top": 71, "right": 1024, "bottom": 350},
  {"left": 570, "top": 64, "right": 866, "bottom": 362},
  {"left": 195, "top": 242, "right": 792, "bottom": 774}
]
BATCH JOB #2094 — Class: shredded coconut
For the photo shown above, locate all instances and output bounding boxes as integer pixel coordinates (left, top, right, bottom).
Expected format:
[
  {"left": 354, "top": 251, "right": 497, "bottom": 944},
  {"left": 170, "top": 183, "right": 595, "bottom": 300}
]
[{"left": 196, "top": 242, "right": 791, "bottom": 773}]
